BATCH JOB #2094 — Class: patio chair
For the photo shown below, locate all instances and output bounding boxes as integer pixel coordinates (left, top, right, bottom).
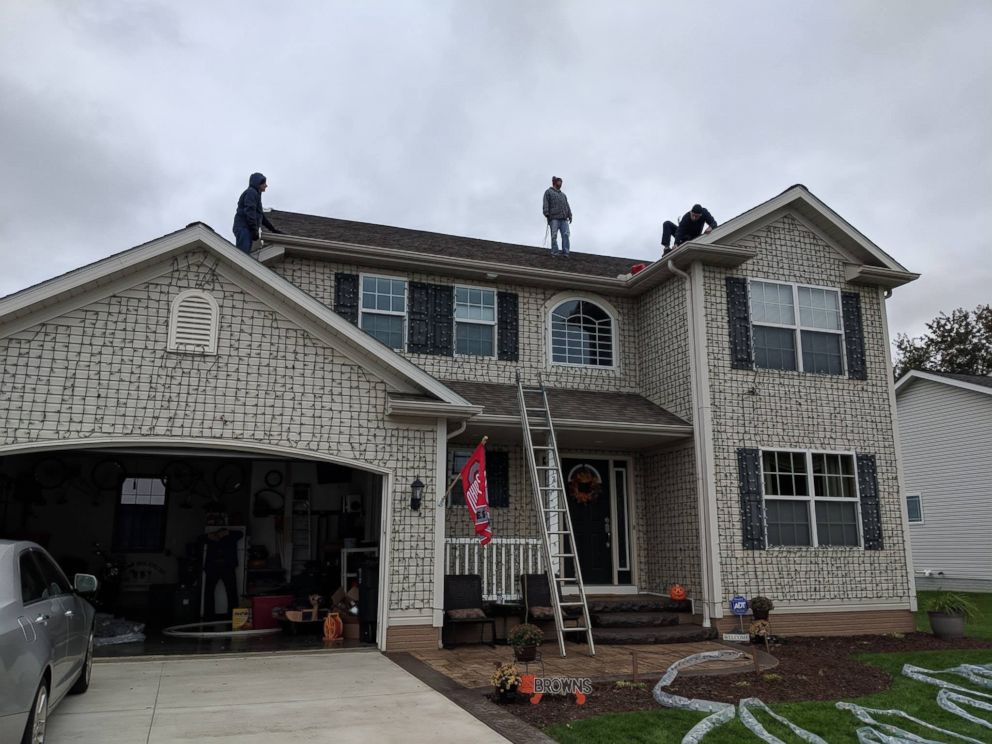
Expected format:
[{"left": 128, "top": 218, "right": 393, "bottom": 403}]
[
  {"left": 442, "top": 574, "right": 496, "bottom": 648},
  {"left": 520, "top": 573, "right": 582, "bottom": 625}
]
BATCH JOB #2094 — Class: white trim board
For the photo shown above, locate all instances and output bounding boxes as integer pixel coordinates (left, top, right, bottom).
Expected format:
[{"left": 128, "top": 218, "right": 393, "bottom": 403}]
[{"left": 894, "top": 369, "right": 992, "bottom": 398}]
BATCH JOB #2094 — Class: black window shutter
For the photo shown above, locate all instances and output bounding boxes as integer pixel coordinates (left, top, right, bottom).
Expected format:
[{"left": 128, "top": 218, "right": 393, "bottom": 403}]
[
  {"left": 497, "top": 291, "right": 519, "bottom": 361},
  {"left": 737, "top": 448, "right": 765, "bottom": 549},
  {"left": 726, "top": 277, "right": 753, "bottom": 369},
  {"left": 408, "top": 283, "right": 454, "bottom": 355},
  {"left": 487, "top": 450, "right": 510, "bottom": 508},
  {"left": 857, "top": 453, "right": 883, "bottom": 550},
  {"left": 407, "top": 282, "right": 431, "bottom": 353},
  {"left": 334, "top": 273, "right": 359, "bottom": 325},
  {"left": 842, "top": 291, "right": 867, "bottom": 380},
  {"left": 431, "top": 284, "right": 454, "bottom": 356}
]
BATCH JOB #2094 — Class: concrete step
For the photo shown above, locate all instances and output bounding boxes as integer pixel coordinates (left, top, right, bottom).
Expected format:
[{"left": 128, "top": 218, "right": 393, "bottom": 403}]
[
  {"left": 590, "top": 611, "right": 681, "bottom": 628},
  {"left": 590, "top": 624, "right": 716, "bottom": 645},
  {"left": 585, "top": 596, "right": 692, "bottom": 614}
]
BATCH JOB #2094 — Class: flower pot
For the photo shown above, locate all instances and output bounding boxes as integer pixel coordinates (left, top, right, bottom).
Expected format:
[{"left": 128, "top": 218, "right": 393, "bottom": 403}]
[
  {"left": 513, "top": 644, "right": 539, "bottom": 662},
  {"left": 928, "top": 611, "right": 965, "bottom": 640},
  {"left": 496, "top": 685, "right": 518, "bottom": 703}
]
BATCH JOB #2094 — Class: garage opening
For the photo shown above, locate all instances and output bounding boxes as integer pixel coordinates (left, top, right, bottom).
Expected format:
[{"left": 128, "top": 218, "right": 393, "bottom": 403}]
[{"left": 0, "top": 446, "right": 384, "bottom": 656}]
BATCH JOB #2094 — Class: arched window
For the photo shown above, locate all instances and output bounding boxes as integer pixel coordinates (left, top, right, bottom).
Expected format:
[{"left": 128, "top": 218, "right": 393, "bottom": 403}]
[
  {"left": 550, "top": 299, "right": 614, "bottom": 367},
  {"left": 167, "top": 290, "right": 219, "bottom": 354}
]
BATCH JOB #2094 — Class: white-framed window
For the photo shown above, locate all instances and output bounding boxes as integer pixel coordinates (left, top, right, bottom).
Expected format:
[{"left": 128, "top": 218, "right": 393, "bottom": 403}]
[
  {"left": 167, "top": 289, "right": 219, "bottom": 354},
  {"left": 749, "top": 280, "right": 845, "bottom": 375},
  {"left": 906, "top": 492, "right": 923, "bottom": 523},
  {"left": 359, "top": 274, "right": 407, "bottom": 350},
  {"left": 550, "top": 298, "right": 615, "bottom": 367},
  {"left": 454, "top": 285, "right": 496, "bottom": 357},
  {"left": 760, "top": 449, "right": 861, "bottom": 547}
]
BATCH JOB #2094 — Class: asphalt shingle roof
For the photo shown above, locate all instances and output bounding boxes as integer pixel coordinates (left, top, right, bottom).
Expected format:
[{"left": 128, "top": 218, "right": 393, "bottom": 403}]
[
  {"left": 923, "top": 370, "right": 992, "bottom": 389},
  {"left": 268, "top": 210, "right": 649, "bottom": 279},
  {"left": 441, "top": 380, "right": 690, "bottom": 428}
]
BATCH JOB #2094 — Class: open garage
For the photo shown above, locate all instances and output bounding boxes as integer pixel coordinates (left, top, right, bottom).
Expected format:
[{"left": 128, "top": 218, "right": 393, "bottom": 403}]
[{"left": 0, "top": 444, "right": 386, "bottom": 655}]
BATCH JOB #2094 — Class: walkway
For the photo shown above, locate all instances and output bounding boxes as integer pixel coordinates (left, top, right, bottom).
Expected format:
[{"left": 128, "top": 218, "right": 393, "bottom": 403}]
[
  {"left": 411, "top": 640, "right": 772, "bottom": 688},
  {"left": 48, "top": 650, "right": 510, "bottom": 743}
]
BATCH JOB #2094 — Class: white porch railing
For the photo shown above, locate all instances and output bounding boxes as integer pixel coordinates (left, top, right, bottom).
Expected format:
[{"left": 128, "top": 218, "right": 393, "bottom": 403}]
[{"left": 444, "top": 537, "right": 544, "bottom": 601}]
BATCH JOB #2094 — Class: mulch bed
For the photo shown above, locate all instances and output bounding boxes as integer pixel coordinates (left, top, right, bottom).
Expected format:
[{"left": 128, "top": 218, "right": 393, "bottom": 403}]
[{"left": 495, "top": 633, "right": 992, "bottom": 729}]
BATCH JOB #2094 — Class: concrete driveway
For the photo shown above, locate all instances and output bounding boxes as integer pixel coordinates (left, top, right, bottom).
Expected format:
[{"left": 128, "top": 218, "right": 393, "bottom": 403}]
[{"left": 48, "top": 650, "right": 510, "bottom": 743}]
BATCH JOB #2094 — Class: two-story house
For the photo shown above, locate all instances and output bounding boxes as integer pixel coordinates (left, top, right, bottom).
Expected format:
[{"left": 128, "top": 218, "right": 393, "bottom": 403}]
[{"left": 0, "top": 184, "right": 920, "bottom": 651}]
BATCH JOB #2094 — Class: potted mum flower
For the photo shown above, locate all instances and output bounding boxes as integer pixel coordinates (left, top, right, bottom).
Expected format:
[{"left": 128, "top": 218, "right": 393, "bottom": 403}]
[
  {"left": 490, "top": 662, "right": 521, "bottom": 703},
  {"left": 507, "top": 623, "right": 544, "bottom": 662}
]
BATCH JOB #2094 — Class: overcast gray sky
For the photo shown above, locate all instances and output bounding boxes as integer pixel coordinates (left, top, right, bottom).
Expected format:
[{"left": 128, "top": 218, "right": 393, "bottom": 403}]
[{"left": 1, "top": 1, "right": 989, "bottom": 344}]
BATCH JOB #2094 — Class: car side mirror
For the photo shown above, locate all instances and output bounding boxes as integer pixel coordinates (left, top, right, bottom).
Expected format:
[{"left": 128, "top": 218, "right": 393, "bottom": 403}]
[{"left": 74, "top": 573, "right": 99, "bottom": 594}]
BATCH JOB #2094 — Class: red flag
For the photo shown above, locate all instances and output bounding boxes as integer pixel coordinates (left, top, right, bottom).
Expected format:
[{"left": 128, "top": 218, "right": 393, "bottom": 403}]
[{"left": 460, "top": 441, "right": 492, "bottom": 546}]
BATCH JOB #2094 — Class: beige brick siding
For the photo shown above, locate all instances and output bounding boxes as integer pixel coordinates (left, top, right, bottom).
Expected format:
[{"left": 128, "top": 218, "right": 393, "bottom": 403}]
[
  {"left": 637, "top": 278, "right": 694, "bottom": 422},
  {"left": 635, "top": 443, "right": 701, "bottom": 597},
  {"left": 704, "top": 215, "right": 912, "bottom": 607},
  {"left": 0, "top": 251, "right": 440, "bottom": 615},
  {"left": 270, "top": 256, "right": 642, "bottom": 392}
]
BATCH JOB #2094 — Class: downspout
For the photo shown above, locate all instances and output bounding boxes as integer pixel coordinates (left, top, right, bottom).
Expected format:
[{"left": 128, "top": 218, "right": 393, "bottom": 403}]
[
  {"left": 446, "top": 419, "right": 468, "bottom": 440},
  {"left": 667, "top": 259, "right": 716, "bottom": 628}
]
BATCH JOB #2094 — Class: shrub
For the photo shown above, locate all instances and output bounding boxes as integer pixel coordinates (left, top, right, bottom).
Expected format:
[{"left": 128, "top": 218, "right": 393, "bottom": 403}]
[{"left": 750, "top": 596, "right": 775, "bottom": 613}]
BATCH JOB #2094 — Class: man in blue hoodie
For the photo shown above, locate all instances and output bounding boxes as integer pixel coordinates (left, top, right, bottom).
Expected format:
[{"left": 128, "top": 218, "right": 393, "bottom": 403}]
[{"left": 233, "top": 172, "right": 280, "bottom": 253}]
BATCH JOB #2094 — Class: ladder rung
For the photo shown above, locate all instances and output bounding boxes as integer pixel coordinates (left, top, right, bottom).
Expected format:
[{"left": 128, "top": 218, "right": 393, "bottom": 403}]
[
  {"left": 560, "top": 601, "right": 585, "bottom": 606},
  {"left": 543, "top": 507, "right": 568, "bottom": 512},
  {"left": 561, "top": 626, "right": 588, "bottom": 632},
  {"left": 547, "top": 530, "right": 571, "bottom": 535},
  {"left": 535, "top": 465, "right": 557, "bottom": 470},
  {"left": 532, "top": 446, "right": 551, "bottom": 450},
  {"left": 552, "top": 553, "right": 574, "bottom": 558}
]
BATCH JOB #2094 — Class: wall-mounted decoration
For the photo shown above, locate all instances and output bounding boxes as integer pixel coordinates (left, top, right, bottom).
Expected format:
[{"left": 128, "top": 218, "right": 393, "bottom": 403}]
[
  {"left": 264, "top": 469, "right": 283, "bottom": 488},
  {"left": 214, "top": 463, "right": 245, "bottom": 495},
  {"left": 567, "top": 464, "right": 603, "bottom": 505},
  {"left": 33, "top": 457, "right": 68, "bottom": 489}
]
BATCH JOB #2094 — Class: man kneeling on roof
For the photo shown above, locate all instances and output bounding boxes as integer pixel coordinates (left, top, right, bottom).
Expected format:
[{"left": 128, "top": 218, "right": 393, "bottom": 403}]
[{"left": 661, "top": 203, "right": 717, "bottom": 255}]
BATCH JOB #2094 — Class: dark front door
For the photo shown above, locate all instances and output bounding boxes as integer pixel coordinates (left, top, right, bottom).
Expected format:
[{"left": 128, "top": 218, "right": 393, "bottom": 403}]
[{"left": 561, "top": 459, "right": 613, "bottom": 584}]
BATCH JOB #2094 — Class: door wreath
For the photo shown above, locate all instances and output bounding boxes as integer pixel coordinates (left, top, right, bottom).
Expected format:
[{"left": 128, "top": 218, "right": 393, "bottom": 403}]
[{"left": 568, "top": 465, "right": 603, "bottom": 504}]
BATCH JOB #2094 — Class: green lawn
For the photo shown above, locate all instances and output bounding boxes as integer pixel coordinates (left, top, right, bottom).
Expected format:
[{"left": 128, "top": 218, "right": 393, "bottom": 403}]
[
  {"left": 915, "top": 590, "right": 992, "bottom": 639},
  {"left": 546, "top": 647, "right": 992, "bottom": 744}
]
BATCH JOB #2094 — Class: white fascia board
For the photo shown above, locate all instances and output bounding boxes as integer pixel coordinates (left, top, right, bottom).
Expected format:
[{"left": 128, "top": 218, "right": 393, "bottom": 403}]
[
  {"left": 0, "top": 223, "right": 472, "bottom": 408},
  {"left": 265, "top": 234, "right": 631, "bottom": 293},
  {"left": 386, "top": 397, "right": 483, "bottom": 418},
  {"left": 894, "top": 369, "right": 992, "bottom": 398},
  {"left": 844, "top": 264, "right": 920, "bottom": 289},
  {"left": 694, "top": 185, "right": 911, "bottom": 274}
]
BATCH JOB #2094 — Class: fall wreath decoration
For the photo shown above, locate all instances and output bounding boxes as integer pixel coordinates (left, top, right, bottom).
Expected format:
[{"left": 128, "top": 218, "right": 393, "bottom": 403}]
[{"left": 568, "top": 465, "right": 603, "bottom": 505}]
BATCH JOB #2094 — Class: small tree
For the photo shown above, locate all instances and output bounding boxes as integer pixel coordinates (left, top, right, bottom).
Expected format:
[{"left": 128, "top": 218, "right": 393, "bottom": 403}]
[{"left": 894, "top": 305, "right": 992, "bottom": 379}]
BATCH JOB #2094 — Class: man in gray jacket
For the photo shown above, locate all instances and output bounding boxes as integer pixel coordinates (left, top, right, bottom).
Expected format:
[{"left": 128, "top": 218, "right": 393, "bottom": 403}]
[{"left": 542, "top": 176, "right": 573, "bottom": 256}]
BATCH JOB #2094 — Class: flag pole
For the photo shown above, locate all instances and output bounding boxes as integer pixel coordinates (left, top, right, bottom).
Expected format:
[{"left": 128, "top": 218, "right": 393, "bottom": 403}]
[{"left": 436, "top": 435, "right": 488, "bottom": 506}]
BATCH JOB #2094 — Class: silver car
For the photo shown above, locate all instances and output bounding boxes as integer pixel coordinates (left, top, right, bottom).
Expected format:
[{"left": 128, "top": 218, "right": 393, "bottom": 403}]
[{"left": 0, "top": 540, "right": 97, "bottom": 744}]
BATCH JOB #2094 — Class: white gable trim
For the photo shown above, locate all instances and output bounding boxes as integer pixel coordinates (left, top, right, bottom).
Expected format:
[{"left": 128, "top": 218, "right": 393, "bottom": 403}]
[
  {"left": 894, "top": 369, "right": 992, "bottom": 397},
  {"left": 693, "top": 185, "right": 916, "bottom": 278},
  {"left": 0, "top": 223, "right": 474, "bottom": 410}
]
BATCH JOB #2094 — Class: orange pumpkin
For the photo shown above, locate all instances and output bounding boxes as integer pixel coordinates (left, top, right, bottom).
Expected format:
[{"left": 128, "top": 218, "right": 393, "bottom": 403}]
[
  {"left": 323, "top": 611, "right": 343, "bottom": 641},
  {"left": 669, "top": 584, "right": 687, "bottom": 601}
]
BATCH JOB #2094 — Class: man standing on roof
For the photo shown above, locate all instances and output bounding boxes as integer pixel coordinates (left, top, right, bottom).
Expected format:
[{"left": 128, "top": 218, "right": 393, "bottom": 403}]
[
  {"left": 661, "top": 204, "right": 717, "bottom": 255},
  {"left": 233, "top": 172, "right": 280, "bottom": 254},
  {"left": 543, "top": 176, "right": 573, "bottom": 256}
]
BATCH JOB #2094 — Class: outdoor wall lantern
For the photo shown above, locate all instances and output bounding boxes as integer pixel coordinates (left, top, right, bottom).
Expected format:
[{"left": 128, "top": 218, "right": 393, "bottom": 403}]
[{"left": 410, "top": 477, "right": 424, "bottom": 511}]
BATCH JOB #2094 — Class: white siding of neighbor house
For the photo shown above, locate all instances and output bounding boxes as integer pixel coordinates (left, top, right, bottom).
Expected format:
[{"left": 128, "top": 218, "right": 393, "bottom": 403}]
[{"left": 897, "top": 378, "right": 992, "bottom": 588}]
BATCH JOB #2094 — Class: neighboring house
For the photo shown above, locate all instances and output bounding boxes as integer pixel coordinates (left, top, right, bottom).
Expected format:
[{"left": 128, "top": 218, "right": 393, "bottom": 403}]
[
  {"left": 0, "top": 184, "right": 921, "bottom": 651},
  {"left": 895, "top": 370, "right": 992, "bottom": 591}
]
